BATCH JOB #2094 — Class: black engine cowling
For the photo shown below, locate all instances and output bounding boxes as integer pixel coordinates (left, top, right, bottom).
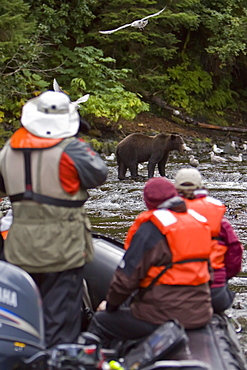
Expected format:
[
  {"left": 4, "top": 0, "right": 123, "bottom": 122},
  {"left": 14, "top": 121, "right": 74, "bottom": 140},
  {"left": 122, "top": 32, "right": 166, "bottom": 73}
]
[{"left": 0, "top": 261, "right": 45, "bottom": 368}]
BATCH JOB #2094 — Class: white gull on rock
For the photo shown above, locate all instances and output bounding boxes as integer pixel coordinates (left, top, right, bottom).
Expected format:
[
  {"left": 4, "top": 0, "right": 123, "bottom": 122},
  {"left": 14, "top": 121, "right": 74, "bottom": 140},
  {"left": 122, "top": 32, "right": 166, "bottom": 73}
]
[
  {"left": 229, "top": 153, "right": 243, "bottom": 162},
  {"left": 210, "top": 152, "right": 228, "bottom": 163},
  {"left": 213, "top": 144, "right": 224, "bottom": 154},
  {"left": 189, "top": 155, "right": 199, "bottom": 167},
  {"left": 105, "top": 153, "right": 115, "bottom": 161},
  {"left": 183, "top": 144, "right": 192, "bottom": 152}
]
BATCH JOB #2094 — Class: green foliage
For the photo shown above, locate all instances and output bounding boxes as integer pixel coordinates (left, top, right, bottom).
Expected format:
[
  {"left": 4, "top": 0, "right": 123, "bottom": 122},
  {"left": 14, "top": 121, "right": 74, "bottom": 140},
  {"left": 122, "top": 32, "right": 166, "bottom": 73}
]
[
  {"left": 0, "top": 0, "right": 51, "bottom": 129},
  {"left": 88, "top": 0, "right": 247, "bottom": 121},
  {"left": 1, "top": 0, "right": 247, "bottom": 137},
  {"left": 0, "top": 0, "right": 35, "bottom": 51},
  {"left": 206, "top": 86, "right": 238, "bottom": 111},
  {"left": 55, "top": 46, "right": 149, "bottom": 124},
  {"left": 59, "top": 46, "right": 129, "bottom": 92},
  {"left": 27, "top": 0, "right": 96, "bottom": 45},
  {"left": 0, "top": 36, "right": 50, "bottom": 126},
  {"left": 201, "top": 3, "right": 247, "bottom": 64},
  {"left": 0, "top": 0, "right": 148, "bottom": 135},
  {"left": 87, "top": 138, "right": 103, "bottom": 152},
  {"left": 0, "top": 127, "right": 12, "bottom": 149},
  {"left": 165, "top": 62, "right": 213, "bottom": 113},
  {"left": 83, "top": 91, "right": 149, "bottom": 123},
  {"left": 165, "top": 62, "right": 239, "bottom": 114}
]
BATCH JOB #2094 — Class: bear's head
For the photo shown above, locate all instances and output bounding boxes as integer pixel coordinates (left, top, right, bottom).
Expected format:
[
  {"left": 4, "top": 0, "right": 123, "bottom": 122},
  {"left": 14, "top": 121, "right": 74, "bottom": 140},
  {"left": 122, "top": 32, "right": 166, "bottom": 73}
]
[{"left": 170, "top": 134, "right": 187, "bottom": 152}]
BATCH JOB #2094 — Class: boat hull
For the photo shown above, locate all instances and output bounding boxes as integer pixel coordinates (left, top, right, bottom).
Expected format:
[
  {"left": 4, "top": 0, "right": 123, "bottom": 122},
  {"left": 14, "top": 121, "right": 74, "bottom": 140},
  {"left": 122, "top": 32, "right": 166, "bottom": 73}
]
[{"left": 81, "top": 233, "right": 247, "bottom": 370}]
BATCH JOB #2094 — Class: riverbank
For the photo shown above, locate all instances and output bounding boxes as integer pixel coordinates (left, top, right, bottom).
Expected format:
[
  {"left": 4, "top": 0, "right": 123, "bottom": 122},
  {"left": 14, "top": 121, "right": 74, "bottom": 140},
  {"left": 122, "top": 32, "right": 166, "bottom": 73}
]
[
  {"left": 91, "top": 112, "right": 247, "bottom": 142},
  {"left": 86, "top": 112, "right": 247, "bottom": 156}
]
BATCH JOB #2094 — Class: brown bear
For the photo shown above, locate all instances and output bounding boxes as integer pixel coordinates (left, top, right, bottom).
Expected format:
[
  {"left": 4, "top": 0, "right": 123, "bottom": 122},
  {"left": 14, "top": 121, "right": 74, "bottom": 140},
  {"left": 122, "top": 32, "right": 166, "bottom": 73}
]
[{"left": 116, "top": 133, "right": 187, "bottom": 180}]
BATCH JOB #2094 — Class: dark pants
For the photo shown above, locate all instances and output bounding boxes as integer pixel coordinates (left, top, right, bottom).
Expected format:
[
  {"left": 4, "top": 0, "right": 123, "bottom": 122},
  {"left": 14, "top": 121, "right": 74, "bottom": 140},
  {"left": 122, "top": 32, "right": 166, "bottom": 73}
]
[
  {"left": 211, "top": 284, "right": 235, "bottom": 314},
  {"left": 0, "top": 235, "right": 4, "bottom": 259},
  {"left": 1, "top": 248, "right": 85, "bottom": 348},
  {"left": 30, "top": 267, "right": 85, "bottom": 348},
  {"left": 88, "top": 306, "right": 159, "bottom": 348}
]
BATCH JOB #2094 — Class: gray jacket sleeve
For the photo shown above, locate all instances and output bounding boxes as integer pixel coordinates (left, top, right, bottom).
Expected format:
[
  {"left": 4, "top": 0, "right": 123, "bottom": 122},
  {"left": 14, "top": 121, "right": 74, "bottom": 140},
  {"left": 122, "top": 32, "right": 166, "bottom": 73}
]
[
  {"left": 0, "top": 174, "right": 6, "bottom": 196},
  {"left": 64, "top": 139, "right": 108, "bottom": 189},
  {"left": 106, "top": 221, "right": 170, "bottom": 307}
]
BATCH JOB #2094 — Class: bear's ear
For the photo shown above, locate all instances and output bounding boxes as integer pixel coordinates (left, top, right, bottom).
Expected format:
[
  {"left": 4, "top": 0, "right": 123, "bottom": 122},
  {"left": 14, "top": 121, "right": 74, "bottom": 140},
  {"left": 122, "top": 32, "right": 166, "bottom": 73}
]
[{"left": 171, "top": 134, "right": 178, "bottom": 140}]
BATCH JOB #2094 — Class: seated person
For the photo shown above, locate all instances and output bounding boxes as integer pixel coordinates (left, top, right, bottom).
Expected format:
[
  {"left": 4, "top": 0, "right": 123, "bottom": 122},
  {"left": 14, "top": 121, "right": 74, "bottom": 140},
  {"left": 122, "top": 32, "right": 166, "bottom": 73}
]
[
  {"left": 88, "top": 177, "right": 213, "bottom": 348},
  {"left": 174, "top": 168, "right": 243, "bottom": 313}
]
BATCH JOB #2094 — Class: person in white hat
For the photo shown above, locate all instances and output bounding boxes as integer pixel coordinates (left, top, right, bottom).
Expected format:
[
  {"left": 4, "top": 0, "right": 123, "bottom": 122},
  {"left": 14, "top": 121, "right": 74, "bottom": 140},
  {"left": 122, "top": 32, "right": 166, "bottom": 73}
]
[
  {"left": 88, "top": 177, "right": 213, "bottom": 348},
  {"left": 174, "top": 168, "right": 243, "bottom": 314},
  {"left": 0, "top": 91, "right": 108, "bottom": 348}
]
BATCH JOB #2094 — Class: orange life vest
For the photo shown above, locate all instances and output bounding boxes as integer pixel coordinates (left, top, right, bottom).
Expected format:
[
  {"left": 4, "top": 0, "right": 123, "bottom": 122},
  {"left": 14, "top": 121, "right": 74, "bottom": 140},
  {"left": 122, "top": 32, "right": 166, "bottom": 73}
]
[
  {"left": 1, "top": 127, "right": 88, "bottom": 207},
  {"left": 184, "top": 197, "right": 227, "bottom": 269},
  {"left": 1, "top": 231, "right": 8, "bottom": 240},
  {"left": 124, "top": 208, "right": 212, "bottom": 287},
  {"left": 11, "top": 127, "right": 63, "bottom": 149}
]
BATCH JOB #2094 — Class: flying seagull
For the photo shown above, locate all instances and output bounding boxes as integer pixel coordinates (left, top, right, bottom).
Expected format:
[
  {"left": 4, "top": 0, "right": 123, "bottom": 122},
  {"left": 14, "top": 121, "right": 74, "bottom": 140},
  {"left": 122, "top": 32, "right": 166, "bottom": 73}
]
[
  {"left": 53, "top": 78, "right": 90, "bottom": 107},
  {"left": 99, "top": 7, "right": 166, "bottom": 34}
]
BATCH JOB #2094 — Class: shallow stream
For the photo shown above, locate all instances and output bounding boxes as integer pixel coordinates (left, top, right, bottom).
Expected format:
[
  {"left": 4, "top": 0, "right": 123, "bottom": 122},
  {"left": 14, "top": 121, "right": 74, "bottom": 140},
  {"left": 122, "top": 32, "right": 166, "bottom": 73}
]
[
  {"left": 85, "top": 138, "right": 247, "bottom": 357},
  {"left": 0, "top": 135, "right": 247, "bottom": 357}
]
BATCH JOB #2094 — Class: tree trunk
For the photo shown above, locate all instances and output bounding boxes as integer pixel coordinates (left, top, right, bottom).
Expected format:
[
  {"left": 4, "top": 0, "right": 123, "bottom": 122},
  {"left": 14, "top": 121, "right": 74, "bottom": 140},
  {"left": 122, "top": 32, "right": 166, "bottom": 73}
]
[{"left": 143, "top": 93, "right": 247, "bottom": 134}]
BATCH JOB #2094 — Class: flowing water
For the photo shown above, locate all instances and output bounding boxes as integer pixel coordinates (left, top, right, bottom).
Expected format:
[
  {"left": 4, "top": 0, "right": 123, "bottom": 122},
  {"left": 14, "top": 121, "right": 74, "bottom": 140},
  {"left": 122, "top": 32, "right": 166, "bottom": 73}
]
[
  {"left": 0, "top": 137, "right": 247, "bottom": 357},
  {"left": 84, "top": 138, "right": 247, "bottom": 357}
]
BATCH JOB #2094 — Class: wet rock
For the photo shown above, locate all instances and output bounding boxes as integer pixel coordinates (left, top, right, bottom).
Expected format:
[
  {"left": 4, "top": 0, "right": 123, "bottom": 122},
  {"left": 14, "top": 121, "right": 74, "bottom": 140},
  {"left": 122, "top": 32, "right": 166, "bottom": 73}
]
[{"left": 0, "top": 197, "right": 11, "bottom": 215}]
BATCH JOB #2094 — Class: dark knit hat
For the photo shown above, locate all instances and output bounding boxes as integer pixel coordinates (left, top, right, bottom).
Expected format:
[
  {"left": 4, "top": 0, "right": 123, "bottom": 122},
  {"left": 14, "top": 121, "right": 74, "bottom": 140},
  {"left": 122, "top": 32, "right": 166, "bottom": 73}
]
[{"left": 143, "top": 177, "right": 178, "bottom": 210}]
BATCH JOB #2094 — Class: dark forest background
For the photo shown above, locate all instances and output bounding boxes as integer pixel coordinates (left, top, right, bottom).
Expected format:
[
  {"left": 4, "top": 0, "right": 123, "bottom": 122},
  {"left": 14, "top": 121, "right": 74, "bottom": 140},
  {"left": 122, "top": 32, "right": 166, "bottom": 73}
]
[{"left": 1, "top": 0, "right": 247, "bottom": 144}]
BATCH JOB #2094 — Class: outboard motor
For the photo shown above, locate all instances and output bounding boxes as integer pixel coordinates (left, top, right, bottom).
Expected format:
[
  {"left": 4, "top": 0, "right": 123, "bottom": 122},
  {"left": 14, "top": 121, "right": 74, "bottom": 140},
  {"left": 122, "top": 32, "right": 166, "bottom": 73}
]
[{"left": 0, "top": 261, "right": 45, "bottom": 369}]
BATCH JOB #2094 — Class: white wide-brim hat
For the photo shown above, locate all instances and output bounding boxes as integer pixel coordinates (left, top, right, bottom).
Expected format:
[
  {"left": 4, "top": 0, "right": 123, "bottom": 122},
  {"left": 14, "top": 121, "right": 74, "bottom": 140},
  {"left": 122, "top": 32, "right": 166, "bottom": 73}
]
[{"left": 21, "top": 91, "right": 80, "bottom": 139}]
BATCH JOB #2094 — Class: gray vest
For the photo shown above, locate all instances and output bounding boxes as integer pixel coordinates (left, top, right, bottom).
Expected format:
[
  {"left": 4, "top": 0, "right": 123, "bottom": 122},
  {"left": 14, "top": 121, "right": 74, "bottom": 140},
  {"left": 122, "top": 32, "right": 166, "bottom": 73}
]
[
  {"left": 0, "top": 138, "right": 93, "bottom": 273},
  {"left": 0, "top": 137, "right": 88, "bottom": 203}
]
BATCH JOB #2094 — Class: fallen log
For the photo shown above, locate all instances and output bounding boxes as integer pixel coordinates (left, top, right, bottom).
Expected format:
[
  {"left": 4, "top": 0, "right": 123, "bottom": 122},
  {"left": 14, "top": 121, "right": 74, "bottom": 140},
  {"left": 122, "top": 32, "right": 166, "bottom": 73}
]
[{"left": 143, "top": 93, "right": 247, "bottom": 134}]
